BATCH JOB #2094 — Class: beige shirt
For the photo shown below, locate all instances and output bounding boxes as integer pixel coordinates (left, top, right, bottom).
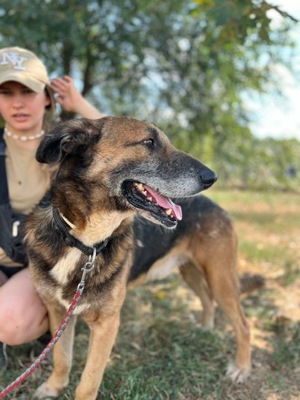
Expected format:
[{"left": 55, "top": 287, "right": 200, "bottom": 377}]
[{"left": 0, "top": 134, "right": 52, "bottom": 267}]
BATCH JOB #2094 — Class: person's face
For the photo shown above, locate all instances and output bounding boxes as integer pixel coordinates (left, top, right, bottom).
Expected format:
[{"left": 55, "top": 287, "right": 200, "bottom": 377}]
[{"left": 0, "top": 81, "right": 50, "bottom": 133}]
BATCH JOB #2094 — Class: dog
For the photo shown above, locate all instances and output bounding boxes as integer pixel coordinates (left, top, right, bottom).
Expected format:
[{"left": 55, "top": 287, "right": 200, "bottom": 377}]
[{"left": 25, "top": 116, "right": 251, "bottom": 400}]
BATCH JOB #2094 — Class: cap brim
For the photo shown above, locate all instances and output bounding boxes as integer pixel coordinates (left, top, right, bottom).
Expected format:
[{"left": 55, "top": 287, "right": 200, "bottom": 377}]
[{"left": 0, "top": 72, "right": 45, "bottom": 93}]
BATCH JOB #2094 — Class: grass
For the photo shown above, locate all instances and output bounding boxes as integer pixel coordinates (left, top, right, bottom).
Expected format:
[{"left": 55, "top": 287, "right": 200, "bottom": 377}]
[{"left": 1, "top": 189, "right": 300, "bottom": 400}]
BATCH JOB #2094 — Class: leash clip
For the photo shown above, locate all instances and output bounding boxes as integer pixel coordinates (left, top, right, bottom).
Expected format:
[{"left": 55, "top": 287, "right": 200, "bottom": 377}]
[{"left": 77, "top": 247, "right": 97, "bottom": 293}]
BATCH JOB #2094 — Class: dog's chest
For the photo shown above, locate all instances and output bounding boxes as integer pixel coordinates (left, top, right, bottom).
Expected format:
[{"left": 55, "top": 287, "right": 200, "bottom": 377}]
[
  {"left": 51, "top": 248, "right": 81, "bottom": 285},
  {"left": 46, "top": 241, "right": 131, "bottom": 315}
]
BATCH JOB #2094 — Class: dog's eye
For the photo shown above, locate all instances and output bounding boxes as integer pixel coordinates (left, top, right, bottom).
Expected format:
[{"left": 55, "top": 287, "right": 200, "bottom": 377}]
[{"left": 143, "top": 138, "right": 155, "bottom": 147}]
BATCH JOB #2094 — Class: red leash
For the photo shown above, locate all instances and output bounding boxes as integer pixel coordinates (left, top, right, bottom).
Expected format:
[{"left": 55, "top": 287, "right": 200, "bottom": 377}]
[{"left": 0, "top": 250, "right": 96, "bottom": 399}]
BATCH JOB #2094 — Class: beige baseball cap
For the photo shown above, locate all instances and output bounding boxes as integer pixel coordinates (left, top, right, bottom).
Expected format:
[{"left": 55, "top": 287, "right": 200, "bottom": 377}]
[{"left": 0, "top": 46, "right": 56, "bottom": 113}]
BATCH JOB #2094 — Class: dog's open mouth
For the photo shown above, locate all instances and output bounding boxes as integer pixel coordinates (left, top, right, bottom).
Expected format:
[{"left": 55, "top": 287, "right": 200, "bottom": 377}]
[{"left": 122, "top": 180, "right": 182, "bottom": 228}]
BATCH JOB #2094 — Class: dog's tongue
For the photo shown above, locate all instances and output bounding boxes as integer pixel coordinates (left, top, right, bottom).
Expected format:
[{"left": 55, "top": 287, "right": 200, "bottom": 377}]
[{"left": 144, "top": 185, "right": 182, "bottom": 220}]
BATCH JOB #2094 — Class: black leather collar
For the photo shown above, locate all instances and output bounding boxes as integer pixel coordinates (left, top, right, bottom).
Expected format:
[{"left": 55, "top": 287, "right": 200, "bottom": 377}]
[{"left": 52, "top": 208, "right": 109, "bottom": 256}]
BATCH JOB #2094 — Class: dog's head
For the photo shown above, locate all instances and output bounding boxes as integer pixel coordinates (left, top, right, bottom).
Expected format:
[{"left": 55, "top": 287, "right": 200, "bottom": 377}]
[{"left": 37, "top": 117, "right": 217, "bottom": 228}]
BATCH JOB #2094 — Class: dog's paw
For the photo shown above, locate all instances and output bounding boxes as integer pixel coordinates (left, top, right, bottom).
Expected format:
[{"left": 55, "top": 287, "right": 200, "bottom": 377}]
[
  {"left": 34, "top": 382, "right": 61, "bottom": 398},
  {"left": 200, "top": 319, "right": 214, "bottom": 331},
  {"left": 226, "top": 362, "right": 251, "bottom": 383}
]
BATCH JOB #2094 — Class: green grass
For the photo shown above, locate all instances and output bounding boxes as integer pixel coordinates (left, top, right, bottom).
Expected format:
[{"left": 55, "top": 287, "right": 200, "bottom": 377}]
[
  {"left": 208, "top": 188, "right": 300, "bottom": 207},
  {"left": 207, "top": 189, "right": 300, "bottom": 270},
  {"left": 239, "top": 240, "right": 286, "bottom": 263},
  {"left": 1, "top": 190, "right": 300, "bottom": 400}
]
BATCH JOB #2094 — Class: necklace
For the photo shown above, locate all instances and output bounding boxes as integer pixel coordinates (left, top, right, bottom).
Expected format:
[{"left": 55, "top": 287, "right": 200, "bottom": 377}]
[{"left": 4, "top": 126, "right": 45, "bottom": 142}]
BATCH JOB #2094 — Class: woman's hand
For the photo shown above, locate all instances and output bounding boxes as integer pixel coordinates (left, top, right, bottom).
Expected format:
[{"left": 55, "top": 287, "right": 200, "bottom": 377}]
[{"left": 51, "top": 75, "right": 104, "bottom": 119}]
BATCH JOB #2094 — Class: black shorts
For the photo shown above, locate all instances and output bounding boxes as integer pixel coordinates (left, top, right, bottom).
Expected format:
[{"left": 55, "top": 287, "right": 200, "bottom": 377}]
[{"left": 0, "top": 265, "right": 25, "bottom": 279}]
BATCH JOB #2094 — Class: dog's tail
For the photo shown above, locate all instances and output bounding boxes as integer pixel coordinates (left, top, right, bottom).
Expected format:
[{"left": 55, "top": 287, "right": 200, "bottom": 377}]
[{"left": 240, "top": 274, "right": 265, "bottom": 293}]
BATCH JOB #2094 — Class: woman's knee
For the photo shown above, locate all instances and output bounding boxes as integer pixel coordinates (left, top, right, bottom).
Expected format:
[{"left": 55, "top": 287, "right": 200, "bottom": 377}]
[
  {"left": 0, "top": 304, "right": 31, "bottom": 344},
  {"left": 0, "top": 300, "right": 48, "bottom": 345},
  {"left": 0, "top": 308, "right": 19, "bottom": 344},
  {"left": 0, "top": 269, "right": 48, "bottom": 345}
]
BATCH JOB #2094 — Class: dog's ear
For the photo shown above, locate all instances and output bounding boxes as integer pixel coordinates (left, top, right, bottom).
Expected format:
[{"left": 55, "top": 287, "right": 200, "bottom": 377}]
[{"left": 36, "top": 118, "right": 105, "bottom": 164}]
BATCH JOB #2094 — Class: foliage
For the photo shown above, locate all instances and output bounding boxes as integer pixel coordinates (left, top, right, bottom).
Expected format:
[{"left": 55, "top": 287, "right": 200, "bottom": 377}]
[
  {"left": 0, "top": 0, "right": 299, "bottom": 189},
  {"left": 212, "top": 136, "right": 300, "bottom": 191}
]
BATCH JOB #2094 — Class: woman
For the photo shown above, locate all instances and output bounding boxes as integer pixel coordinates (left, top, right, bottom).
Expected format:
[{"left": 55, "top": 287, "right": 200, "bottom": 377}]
[{"left": 0, "top": 46, "right": 104, "bottom": 371}]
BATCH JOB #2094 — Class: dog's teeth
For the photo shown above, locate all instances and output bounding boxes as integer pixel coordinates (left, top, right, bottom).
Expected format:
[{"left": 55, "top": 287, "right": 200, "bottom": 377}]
[
  {"left": 136, "top": 183, "right": 145, "bottom": 191},
  {"left": 147, "top": 196, "right": 153, "bottom": 202},
  {"left": 165, "top": 209, "right": 173, "bottom": 216}
]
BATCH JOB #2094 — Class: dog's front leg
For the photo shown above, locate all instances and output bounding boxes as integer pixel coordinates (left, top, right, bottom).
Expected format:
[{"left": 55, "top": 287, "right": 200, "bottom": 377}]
[
  {"left": 75, "top": 312, "right": 121, "bottom": 400},
  {"left": 35, "top": 304, "right": 77, "bottom": 398}
]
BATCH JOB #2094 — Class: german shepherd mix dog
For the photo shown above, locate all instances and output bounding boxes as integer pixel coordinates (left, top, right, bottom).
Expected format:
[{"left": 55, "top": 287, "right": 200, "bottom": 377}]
[{"left": 25, "top": 117, "right": 249, "bottom": 400}]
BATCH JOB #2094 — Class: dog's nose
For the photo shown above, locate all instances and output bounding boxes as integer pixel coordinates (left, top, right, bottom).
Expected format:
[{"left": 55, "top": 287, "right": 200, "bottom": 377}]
[{"left": 200, "top": 169, "right": 218, "bottom": 189}]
